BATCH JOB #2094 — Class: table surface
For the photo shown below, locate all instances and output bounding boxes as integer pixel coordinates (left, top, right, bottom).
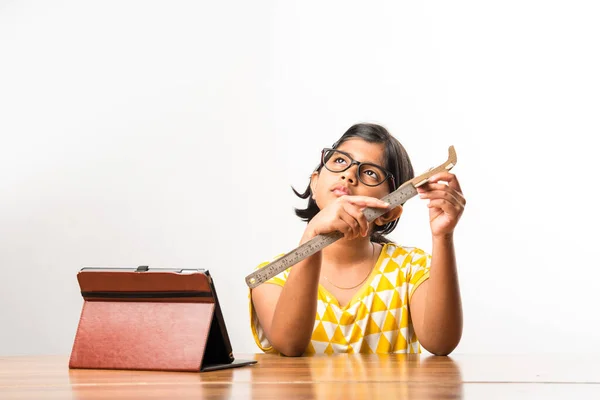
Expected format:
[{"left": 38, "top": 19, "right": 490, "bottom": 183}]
[{"left": 1, "top": 353, "right": 599, "bottom": 399}]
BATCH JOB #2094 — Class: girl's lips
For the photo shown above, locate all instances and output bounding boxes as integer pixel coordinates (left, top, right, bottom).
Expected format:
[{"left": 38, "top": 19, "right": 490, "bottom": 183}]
[{"left": 332, "top": 187, "right": 350, "bottom": 196}]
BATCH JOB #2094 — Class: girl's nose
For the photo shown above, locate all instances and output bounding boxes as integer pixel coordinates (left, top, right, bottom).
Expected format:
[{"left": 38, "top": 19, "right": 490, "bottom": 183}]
[{"left": 341, "top": 165, "right": 359, "bottom": 185}]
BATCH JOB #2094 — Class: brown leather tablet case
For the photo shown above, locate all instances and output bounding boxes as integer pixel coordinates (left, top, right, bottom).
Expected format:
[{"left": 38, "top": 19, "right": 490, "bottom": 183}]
[{"left": 69, "top": 267, "right": 256, "bottom": 372}]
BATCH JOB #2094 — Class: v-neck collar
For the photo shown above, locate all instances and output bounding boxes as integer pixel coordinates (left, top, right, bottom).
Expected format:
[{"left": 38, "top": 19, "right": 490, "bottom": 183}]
[{"left": 318, "top": 243, "right": 388, "bottom": 310}]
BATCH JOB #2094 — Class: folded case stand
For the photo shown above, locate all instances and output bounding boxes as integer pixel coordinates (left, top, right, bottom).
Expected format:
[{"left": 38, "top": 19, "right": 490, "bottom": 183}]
[{"left": 69, "top": 267, "right": 256, "bottom": 372}]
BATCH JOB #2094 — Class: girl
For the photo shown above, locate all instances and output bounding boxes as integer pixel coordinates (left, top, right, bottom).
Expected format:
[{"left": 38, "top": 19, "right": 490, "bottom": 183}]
[{"left": 250, "top": 123, "right": 465, "bottom": 356}]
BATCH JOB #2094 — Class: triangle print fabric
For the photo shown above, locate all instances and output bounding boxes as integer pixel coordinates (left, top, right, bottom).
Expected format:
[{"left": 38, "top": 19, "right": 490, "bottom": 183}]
[{"left": 250, "top": 243, "right": 431, "bottom": 354}]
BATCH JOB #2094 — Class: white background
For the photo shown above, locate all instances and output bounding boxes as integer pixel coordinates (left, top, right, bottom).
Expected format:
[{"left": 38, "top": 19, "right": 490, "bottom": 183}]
[{"left": 1, "top": 0, "right": 598, "bottom": 356}]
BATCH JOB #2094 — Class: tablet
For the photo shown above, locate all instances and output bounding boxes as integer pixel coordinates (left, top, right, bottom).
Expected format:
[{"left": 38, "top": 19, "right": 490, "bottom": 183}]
[{"left": 69, "top": 266, "right": 256, "bottom": 372}]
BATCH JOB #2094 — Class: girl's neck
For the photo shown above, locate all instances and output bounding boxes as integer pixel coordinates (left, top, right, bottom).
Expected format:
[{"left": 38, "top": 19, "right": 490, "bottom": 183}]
[{"left": 321, "top": 237, "right": 375, "bottom": 268}]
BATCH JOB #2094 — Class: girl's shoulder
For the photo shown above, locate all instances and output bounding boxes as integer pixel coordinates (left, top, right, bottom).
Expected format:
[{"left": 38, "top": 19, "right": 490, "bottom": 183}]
[
  {"left": 252, "top": 253, "right": 290, "bottom": 286},
  {"left": 381, "top": 242, "right": 430, "bottom": 259}
]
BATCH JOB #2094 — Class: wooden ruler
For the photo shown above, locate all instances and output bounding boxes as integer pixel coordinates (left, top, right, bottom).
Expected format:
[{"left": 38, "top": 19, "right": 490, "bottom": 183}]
[{"left": 245, "top": 146, "right": 457, "bottom": 289}]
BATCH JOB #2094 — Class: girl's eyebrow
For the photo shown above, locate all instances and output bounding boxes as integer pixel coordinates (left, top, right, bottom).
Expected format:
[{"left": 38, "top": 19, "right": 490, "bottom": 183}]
[{"left": 340, "top": 149, "right": 384, "bottom": 166}]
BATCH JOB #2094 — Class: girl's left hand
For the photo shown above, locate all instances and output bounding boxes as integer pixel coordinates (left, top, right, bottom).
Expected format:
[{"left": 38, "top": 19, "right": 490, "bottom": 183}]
[{"left": 417, "top": 172, "right": 466, "bottom": 238}]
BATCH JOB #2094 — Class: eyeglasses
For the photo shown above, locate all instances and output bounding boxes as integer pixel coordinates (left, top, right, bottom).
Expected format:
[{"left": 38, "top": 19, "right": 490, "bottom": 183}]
[{"left": 320, "top": 148, "right": 395, "bottom": 189}]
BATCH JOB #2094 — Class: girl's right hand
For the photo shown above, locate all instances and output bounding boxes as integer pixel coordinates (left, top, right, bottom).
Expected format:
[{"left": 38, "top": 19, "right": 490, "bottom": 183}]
[{"left": 303, "top": 196, "right": 390, "bottom": 241}]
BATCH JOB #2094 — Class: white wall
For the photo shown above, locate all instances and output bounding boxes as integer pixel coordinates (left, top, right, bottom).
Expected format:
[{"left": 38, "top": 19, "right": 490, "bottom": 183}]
[{"left": 1, "top": 1, "right": 598, "bottom": 356}]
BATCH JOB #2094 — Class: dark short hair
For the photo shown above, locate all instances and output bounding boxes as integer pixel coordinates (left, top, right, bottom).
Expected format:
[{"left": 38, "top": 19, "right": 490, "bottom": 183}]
[{"left": 292, "top": 123, "right": 415, "bottom": 243}]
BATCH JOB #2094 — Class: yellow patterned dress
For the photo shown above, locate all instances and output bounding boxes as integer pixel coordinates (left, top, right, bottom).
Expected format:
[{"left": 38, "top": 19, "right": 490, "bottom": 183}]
[{"left": 249, "top": 242, "right": 431, "bottom": 354}]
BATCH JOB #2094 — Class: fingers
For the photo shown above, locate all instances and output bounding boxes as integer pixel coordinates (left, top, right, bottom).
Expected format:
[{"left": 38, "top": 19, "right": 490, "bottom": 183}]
[
  {"left": 417, "top": 172, "right": 466, "bottom": 207},
  {"left": 426, "top": 172, "right": 463, "bottom": 194},
  {"left": 418, "top": 188, "right": 465, "bottom": 207},
  {"left": 345, "top": 196, "right": 390, "bottom": 209},
  {"left": 342, "top": 202, "right": 369, "bottom": 237},
  {"left": 427, "top": 198, "right": 463, "bottom": 218},
  {"left": 417, "top": 173, "right": 466, "bottom": 225},
  {"left": 327, "top": 196, "right": 387, "bottom": 239},
  {"left": 309, "top": 195, "right": 388, "bottom": 239},
  {"left": 337, "top": 213, "right": 361, "bottom": 239},
  {"left": 331, "top": 202, "right": 370, "bottom": 239}
]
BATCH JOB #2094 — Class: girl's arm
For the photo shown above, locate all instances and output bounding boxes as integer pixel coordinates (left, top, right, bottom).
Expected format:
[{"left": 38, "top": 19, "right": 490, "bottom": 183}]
[
  {"left": 251, "top": 195, "right": 390, "bottom": 356},
  {"left": 409, "top": 172, "right": 466, "bottom": 356},
  {"left": 251, "top": 232, "right": 322, "bottom": 357},
  {"left": 409, "top": 236, "right": 462, "bottom": 355}
]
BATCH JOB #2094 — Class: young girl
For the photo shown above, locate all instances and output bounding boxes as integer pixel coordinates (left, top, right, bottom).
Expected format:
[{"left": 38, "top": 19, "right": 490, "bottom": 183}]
[{"left": 250, "top": 123, "right": 465, "bottom": 356}]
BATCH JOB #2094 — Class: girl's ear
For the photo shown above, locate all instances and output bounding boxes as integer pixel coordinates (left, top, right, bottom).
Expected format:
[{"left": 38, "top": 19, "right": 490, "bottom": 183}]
[
  {"left": 309, "top": 171, "right": 319, "bottom": 200},
  {"left": 374, "top": 205, "right": 403, "bottom": 226}
]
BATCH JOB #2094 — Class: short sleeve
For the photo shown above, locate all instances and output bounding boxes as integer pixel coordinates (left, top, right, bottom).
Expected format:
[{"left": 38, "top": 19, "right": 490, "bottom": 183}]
[
  {"left": 248, "top": 256, "right": 289, "bottom": 353},
  {"left": 252, "top": 257, "right": 289, "bottom": 288},
  {"left": 407, "top": 248, "right": 431, "bottom": 302}
]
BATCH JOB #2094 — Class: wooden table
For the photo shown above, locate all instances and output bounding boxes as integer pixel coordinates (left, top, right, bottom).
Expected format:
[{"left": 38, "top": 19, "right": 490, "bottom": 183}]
[{"left": 1, "top": 353, "right": 599, "bottom": 399}]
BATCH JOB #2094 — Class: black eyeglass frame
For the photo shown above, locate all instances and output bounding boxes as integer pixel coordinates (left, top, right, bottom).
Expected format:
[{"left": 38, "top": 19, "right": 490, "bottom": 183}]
[{"left": 320, "top": 148, "right": 396, "bottom": 190}]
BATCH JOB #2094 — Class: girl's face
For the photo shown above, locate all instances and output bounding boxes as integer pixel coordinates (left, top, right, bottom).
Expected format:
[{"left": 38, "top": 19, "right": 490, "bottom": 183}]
[{"left": 310, "top": 138, "right": 392, "bottom": 210}]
